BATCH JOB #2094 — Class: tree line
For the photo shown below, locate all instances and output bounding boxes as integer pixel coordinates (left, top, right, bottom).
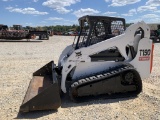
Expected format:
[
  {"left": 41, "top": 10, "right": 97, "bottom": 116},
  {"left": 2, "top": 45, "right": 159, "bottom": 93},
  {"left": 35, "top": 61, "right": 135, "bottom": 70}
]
[
  {"left": 25, "top": 23, "right": 133, "bottom": 32},
  {"left": 25, "top": 24, "right": 80, "bottom": 32}
]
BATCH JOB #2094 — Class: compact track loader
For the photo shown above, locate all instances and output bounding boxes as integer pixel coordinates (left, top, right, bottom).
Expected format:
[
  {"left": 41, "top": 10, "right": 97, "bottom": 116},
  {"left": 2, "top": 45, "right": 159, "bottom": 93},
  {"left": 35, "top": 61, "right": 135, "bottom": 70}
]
[{"left": 20, "top": 15, "right": 154, "bottom": 112}]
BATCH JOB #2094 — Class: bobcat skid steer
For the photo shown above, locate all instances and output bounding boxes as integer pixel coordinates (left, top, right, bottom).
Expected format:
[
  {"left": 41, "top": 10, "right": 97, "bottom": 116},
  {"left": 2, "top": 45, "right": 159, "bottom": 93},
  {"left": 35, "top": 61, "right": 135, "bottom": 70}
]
[{"left": 20, "top": 15, "right": 154, "bottom": 112}]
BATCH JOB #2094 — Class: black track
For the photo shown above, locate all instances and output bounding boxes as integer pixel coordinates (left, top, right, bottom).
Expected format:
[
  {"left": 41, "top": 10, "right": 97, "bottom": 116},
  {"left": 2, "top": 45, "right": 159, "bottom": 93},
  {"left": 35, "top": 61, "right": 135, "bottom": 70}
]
[{"left": 69, "top": 64, "right": 142, "bottom": 102}]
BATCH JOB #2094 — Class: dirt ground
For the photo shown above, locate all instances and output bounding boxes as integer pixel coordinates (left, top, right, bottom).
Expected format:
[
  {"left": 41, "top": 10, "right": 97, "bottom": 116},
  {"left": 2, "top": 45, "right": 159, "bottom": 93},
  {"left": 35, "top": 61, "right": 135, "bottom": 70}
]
[{"left": 0, "top": 36, "right": 160, "bottom": 120}]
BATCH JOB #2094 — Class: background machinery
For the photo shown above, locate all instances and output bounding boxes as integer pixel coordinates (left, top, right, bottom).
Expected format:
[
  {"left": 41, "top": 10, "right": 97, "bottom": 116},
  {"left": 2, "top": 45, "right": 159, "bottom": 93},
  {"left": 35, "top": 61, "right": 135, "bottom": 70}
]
[
  {"left": 148, "top": 23, "right": 160, "bottom": 43},
  {"left": 26, "top": 26, "right": 50, "bottom": 40},
  {"left": 0, "top": 24, "right": 50, "bottom": 40},
  {"left": 29, "top": 30, "right": 49, "bottom": 40},
  {"left": 0, "top": 24, "right": 29, "bottom": 40},
  {"left": 20, "top": 15, "right": 154, "bottom": 112}
]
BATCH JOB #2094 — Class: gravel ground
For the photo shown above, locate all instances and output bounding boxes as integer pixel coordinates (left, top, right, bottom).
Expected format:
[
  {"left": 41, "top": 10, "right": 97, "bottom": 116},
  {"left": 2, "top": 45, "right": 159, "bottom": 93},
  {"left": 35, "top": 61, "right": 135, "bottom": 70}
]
[{"left": 0, "top": 36, "right": 160, "bottom": 120}]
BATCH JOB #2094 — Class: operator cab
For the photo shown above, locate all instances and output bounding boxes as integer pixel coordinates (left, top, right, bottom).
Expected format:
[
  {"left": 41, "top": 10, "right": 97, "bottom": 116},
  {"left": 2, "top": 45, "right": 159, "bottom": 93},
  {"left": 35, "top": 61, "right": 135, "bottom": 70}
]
[{"left": 74, "top": 15, "right": 126, "bottom": 50}]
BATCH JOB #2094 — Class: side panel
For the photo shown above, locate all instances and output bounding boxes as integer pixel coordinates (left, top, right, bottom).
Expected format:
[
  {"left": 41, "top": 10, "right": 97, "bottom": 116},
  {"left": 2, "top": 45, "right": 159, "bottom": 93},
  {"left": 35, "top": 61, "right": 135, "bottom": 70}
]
[
  {"left": 130, "top": 38, "right": 153, "bottom": 79},
  {"left": 72, "top": 62, "right": 123, "bottom": 80}
]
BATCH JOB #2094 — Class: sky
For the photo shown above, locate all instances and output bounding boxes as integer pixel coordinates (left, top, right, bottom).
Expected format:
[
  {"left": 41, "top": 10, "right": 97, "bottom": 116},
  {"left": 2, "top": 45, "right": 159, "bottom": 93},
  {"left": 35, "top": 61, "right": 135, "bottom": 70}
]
[{"left": 0, "top": 0, "right": 160, "bottom": 27}]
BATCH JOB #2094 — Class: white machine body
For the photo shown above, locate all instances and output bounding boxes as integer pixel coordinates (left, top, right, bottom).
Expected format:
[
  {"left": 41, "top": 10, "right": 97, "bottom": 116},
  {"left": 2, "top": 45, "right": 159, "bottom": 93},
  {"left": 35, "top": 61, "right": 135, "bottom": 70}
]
[{"left": 58, "top": 21, "right": 153, "bottom": 93}]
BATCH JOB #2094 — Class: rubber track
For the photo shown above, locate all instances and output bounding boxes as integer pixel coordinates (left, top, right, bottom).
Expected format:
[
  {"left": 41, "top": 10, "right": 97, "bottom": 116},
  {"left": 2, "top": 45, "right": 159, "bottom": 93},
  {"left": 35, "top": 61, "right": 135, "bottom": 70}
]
[{"left": 69, "top": 64, "right": 142, "bottom": 102}]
